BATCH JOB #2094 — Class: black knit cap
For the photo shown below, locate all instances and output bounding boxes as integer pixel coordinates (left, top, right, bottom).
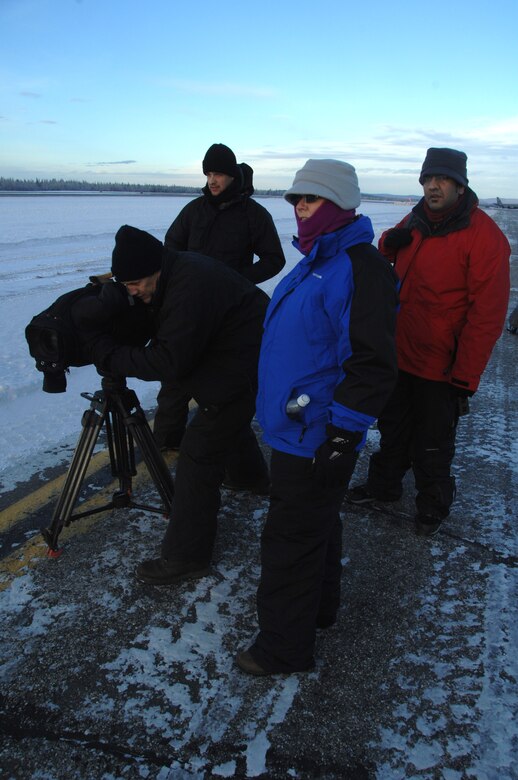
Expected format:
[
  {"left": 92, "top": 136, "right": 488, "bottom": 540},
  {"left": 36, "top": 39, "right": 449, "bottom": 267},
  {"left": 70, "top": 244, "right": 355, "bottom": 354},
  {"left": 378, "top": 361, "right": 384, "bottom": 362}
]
[
  {"left": 202, "top": 143, "right": 238, "bottom": 177},
  {"left": 111, "top": 225, "right": 163, "bottom": 282},
  {"left": 419, "top": 147, "right": 468, "bottom": 187}
]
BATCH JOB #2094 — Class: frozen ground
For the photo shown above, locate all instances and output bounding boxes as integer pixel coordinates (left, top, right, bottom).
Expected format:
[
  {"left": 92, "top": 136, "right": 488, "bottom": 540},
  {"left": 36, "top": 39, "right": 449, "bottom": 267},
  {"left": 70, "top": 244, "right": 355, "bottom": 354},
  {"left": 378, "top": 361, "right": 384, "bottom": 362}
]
[{"left": 0, "top": 200, "right": 516, "bottom": 779}]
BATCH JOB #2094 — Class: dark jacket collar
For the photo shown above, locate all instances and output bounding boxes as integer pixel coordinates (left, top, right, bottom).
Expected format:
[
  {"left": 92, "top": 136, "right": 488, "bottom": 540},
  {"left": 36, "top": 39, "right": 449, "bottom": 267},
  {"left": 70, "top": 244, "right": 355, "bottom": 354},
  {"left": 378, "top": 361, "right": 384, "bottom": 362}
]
[
  {"left": 202, "top": 162, "right": 255, "bottom": 210},
  {"left": 409, "top": 187, "right": 479, "bottom": 237}
]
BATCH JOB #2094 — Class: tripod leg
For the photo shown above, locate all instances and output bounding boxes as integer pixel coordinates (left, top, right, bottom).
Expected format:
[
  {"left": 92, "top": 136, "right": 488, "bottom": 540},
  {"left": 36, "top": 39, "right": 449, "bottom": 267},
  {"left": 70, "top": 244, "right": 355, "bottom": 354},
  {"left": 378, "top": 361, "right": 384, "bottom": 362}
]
[
  {"left": 112, "top": 388, "right": 175, "bottom": 514},
  {"left": 105, "top": 407, "right": 136, "bottom": 495},
  {"left": 43, "top": 401, "right": 107, "bottom": 551},
  {"left": 129, "top": 418, "right": 175, "bottom": 513},
  {"left": 43, "top": 378, "right": 175, "bottom": 556}
]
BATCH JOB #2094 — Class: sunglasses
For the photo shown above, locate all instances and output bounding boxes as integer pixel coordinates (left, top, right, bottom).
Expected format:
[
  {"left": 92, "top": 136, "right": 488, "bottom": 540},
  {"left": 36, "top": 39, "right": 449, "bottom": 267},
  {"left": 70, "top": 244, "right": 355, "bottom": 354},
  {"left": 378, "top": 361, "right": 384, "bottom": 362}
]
[{"left": 285, "top": 194, "right": 322, "bottom": 206}]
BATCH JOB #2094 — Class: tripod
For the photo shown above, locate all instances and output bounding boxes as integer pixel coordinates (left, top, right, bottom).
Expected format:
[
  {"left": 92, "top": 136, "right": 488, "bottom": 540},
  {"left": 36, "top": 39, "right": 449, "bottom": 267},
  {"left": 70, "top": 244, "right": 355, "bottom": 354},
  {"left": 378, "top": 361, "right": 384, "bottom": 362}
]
[{"left": 42, "top": 375, "right": 175, "bottom": 554}]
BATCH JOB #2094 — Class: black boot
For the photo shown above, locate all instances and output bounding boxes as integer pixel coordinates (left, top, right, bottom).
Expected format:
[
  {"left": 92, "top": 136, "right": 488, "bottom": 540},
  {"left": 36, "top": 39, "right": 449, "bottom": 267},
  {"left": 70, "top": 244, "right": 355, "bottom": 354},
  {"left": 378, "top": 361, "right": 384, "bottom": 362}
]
[
  {"left": 136, "top": 557, "right": 210, "bottom": 585},
  {"left": 415, "top": 514, "right": 442, "bottom": 537}
]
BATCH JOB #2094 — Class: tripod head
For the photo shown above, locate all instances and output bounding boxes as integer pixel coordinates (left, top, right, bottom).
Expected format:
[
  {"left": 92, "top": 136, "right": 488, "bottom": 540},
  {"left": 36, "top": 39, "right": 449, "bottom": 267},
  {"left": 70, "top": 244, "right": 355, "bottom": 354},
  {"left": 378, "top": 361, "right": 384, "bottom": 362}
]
[{"left": 99, "top": 374, "right": 128, "bottom": 393}]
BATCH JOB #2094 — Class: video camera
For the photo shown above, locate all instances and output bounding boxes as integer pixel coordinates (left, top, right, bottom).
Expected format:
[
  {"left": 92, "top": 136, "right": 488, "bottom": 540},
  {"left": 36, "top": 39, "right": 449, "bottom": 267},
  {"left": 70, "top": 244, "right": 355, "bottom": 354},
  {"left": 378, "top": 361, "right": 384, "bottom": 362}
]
[{"left": 25, "top": 277, "right": 153, "bottom": 393}]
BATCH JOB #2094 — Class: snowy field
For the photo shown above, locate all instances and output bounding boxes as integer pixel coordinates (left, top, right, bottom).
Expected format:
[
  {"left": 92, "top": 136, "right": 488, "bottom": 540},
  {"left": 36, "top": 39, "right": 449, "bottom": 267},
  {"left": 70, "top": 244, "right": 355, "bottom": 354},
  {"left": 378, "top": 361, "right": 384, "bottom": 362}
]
[{"left": 0, "top": 194, "right": 410, "bottom": 492}]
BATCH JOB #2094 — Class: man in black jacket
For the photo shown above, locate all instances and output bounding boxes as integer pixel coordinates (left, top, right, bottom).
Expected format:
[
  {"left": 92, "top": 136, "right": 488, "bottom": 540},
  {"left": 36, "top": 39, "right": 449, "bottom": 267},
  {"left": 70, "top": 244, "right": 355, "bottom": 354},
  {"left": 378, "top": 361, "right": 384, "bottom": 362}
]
[
  {"left": 154, "top": 143, "right": 285, "bottom": 486},
  {"left": 89, "top": 225, "right": 269, "bottom": 585}
]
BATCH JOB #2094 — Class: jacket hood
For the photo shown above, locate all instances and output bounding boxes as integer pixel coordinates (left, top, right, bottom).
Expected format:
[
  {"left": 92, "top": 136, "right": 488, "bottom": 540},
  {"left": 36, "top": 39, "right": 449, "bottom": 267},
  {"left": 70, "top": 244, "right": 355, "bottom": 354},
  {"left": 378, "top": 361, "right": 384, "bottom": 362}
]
[
  {"left": 238, "top": 162, "right": 254, "bottom": 196},
  {"left": 202, "top": 162, "right": 255, "bottom": 207}
]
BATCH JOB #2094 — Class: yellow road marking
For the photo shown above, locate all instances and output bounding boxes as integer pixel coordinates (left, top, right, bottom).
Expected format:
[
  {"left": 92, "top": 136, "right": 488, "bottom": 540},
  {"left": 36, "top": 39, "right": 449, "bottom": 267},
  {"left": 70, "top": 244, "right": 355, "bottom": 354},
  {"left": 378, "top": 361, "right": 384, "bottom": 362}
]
[
  {"left": 0, "top": 449, "right": 111, "bottom": 533},
  {"left": 0, "top": 450, "right": 177, "bottom": 591}
]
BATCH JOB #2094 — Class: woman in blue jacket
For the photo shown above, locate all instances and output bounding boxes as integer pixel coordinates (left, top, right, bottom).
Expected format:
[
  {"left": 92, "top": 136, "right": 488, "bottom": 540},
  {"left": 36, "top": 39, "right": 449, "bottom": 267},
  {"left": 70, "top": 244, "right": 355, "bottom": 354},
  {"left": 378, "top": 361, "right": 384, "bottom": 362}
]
[{"left": 236, "top": 159, "right": 399, "bottom": 675}]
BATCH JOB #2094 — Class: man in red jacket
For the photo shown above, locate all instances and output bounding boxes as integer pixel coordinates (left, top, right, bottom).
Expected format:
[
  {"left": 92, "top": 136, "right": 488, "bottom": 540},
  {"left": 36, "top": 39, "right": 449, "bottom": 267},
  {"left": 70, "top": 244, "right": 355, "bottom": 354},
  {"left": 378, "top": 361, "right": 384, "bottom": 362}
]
[{"left": 347, "top": 147, "right": 510, "bottom": 536}]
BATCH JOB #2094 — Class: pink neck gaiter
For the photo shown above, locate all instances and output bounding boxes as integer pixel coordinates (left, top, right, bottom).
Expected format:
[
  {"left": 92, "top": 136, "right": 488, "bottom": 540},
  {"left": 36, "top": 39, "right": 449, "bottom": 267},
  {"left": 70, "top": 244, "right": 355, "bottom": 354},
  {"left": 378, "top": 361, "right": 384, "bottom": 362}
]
[{"left": 295, "top": 200, "right": 357, "bottom": 255}]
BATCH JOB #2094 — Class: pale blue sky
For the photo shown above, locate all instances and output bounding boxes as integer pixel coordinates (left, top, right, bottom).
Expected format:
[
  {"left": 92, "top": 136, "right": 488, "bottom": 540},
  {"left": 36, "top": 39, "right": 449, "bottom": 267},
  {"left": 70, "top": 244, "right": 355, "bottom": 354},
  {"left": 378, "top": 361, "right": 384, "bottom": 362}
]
[{"left": 1, "top": 0, "right": 517, "bottom": 197}]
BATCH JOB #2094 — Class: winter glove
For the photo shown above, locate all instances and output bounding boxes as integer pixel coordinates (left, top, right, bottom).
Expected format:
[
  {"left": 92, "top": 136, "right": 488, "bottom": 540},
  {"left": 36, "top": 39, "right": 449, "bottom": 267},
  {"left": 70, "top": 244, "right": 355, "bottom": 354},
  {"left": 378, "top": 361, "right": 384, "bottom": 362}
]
[
  {"left": 72, "top": 282, "right": 132, "bottom": 337},
  {"left": 383, "top": 228, "right": 413, "bottom": 249},
  {"left": 313, "top": 424, "right": 363, "bottom": 490},
  {"left": 87, "top": 334, "right": 120, "bottom": 374},
  {"left": 73, "top": 282, "right": 135, "bottom": 365},
  {"left": 98, "top": 280, "right": 134, "bottom": 316},
  {"left": 507, "top": 305, "right": 518, "bottom": 334},
  {"left": 450, "top": 378, "right": 474, "bottom": 399},
  {"left": 450, "top": 383, "right": 473, "bottom": 417}
]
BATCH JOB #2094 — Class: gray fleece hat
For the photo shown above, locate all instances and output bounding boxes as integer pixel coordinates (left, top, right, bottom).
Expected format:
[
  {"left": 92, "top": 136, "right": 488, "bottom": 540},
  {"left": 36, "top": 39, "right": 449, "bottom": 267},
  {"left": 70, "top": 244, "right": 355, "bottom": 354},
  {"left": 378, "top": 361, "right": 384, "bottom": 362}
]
[{"left": 284, "top": 159, "right": 361, "bottom": 210}]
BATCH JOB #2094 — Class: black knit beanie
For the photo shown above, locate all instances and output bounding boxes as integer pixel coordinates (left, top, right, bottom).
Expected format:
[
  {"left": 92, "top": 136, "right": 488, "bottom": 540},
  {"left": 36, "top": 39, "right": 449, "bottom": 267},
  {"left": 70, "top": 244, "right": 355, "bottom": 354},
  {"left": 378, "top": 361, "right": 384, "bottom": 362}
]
[
  {"left": 419, "top": 148, "right": 468, "bottom": 187},
  {"left": 111, "top": 225, "right": 163, "bottom": 282},
  {"left": 202, "top": 143, "right": 238, "bottom": 177}
]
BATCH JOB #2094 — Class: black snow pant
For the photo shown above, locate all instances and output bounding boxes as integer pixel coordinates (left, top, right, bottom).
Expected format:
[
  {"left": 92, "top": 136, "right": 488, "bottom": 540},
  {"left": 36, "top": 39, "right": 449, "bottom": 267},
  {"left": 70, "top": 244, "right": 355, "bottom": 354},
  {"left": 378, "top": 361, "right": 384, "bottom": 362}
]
[
  {"left": 153, "top": 383, "right": 190, "bottom": 448},
  {"left": 154, "top": 382, "right": 268, "bottom": 485},
  {"left": 366, "top": 370, "right": 459, "bottom": 519},
  {"left": 250, "top": 449, "right": 355, "bottom": 673},
  {"left": 160, "top": 392, "right": 266, "bottom": 564}
]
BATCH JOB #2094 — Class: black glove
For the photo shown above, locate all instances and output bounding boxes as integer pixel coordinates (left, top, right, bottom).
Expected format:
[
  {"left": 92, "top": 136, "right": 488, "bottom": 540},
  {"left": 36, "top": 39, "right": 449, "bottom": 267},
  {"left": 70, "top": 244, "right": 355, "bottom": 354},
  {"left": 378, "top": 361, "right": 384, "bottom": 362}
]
[
  {"left": 450, "top": 383, "right": 473, "bottom": 417},
  {"left": 98, "top": 280, "right": 133, "bottom": 316},
  {"left": 72, "top": 283, "right": 132, "bottom": 360},
  {"left": 383, "top": 228, "right": 413, "bottom": 250},
  {"left": 450, "top": 379, "right": 474, "bottom": 399},
  {"left": 313, "top": 424, "right": 363, "bottom": 490},
  {"left": 87, "top": 333, "right": 119, "bottom": 372}
]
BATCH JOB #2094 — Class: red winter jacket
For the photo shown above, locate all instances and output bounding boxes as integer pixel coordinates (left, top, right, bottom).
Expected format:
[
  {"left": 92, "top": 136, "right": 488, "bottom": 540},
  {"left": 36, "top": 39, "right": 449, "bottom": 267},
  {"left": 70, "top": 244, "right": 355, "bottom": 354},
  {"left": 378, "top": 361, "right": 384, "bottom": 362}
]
[{"left": 379, "top": 191, "right": 510, "bottom": 394}]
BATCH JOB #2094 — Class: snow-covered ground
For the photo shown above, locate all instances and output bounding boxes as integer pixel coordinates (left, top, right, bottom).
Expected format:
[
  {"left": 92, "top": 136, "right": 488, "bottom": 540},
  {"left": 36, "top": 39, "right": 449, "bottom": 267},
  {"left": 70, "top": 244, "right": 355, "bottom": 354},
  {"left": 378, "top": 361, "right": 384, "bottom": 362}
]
[{"left": 0, "top": 196, "right": 516, "bottom": 779}]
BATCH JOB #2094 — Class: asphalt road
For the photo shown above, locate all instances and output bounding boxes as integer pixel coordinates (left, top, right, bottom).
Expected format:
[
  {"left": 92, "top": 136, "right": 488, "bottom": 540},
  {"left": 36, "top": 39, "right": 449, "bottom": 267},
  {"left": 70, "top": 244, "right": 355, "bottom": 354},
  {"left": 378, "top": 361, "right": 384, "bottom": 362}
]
[{"left": 1, "top": 209, "right": 517, "bottom": 780}]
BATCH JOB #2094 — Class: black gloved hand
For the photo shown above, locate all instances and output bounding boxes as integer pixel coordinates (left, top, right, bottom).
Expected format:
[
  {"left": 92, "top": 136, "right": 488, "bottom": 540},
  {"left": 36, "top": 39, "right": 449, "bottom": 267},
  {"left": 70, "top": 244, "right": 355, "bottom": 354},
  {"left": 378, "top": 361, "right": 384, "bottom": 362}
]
[
  {"left": 450, "top": 383, "right": 473, "bottom": 417},
  {"left": 450, "top": 380, "right": 474, "bottom": 399},
  {"left": 98, "top": 280, "right": 133, "bottom": 316},
  {"left": 313, "top": 424, "right": 363, "bottom": 490},
  {"left": 88, "top": 333, "right": 119, "bottom": 369},
  {"left": 383, "top": 228, "right": 413, "bottom": 249}
]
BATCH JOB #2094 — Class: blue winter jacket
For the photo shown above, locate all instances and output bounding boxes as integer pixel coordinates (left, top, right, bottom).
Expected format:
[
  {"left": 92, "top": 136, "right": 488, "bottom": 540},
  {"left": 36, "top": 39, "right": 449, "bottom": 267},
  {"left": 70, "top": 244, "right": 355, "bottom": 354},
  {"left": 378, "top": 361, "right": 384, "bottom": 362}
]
[{"left": 256, "top": 215, "right": 398, "bottom": 458}]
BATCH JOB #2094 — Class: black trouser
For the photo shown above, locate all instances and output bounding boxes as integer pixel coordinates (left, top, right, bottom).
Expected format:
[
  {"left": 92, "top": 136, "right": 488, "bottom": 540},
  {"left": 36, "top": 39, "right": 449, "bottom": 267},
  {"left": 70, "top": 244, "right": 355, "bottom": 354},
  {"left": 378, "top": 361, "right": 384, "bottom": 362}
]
[
  {"left": 160, "top": 392, "right": 267, "bottom": 564},
  {"left": 153, "top": 384, "right": 190, "bottom": 447},
  {"left": 250, "top": 449, "right": 353, "bottom": 673},
  {"left": 367, "top": 371, "right": 459, "bottom": 519},
  {"left": 154, "top": 383, "right": 268, "bottom": 485}
]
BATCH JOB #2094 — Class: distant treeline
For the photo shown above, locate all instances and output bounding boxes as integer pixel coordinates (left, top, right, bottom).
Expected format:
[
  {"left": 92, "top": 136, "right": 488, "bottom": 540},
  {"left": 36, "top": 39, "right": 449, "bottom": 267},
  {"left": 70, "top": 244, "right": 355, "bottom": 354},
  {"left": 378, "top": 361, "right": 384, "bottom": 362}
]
[
  {"left": 0, "top": 177, "right": 285, "bottom": 197},
  {"left": 0, "top": 177, "right": 421, "bottom": 202}
]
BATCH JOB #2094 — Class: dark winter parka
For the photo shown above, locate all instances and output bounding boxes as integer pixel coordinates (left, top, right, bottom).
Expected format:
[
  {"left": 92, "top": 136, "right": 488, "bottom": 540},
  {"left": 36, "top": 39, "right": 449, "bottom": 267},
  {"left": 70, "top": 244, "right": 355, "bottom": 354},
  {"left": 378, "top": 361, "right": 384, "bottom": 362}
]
[
  {"left": 93, "top": 250, "right": 269, "bottom": 407},
  {"left": 379, "top": 189, "right": 510, "bottom": 394},
  {"left": 165, "top": 164, "right": 285, "bottom": 284}
]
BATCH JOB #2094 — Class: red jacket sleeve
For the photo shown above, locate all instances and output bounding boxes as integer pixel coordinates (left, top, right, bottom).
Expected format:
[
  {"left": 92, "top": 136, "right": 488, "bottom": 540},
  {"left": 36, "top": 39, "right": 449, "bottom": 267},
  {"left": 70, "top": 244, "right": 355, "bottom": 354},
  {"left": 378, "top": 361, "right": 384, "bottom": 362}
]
[{"left": 450, "top": 210, "right": 510, "bottom": 393}]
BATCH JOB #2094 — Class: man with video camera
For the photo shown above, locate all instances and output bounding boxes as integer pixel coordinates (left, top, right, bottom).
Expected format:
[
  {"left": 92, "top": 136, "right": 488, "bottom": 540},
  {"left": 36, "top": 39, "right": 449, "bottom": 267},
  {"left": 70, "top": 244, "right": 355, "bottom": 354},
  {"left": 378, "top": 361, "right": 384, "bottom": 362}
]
[{"left": 83, "top": 224, "right": 269, "bottom": 585}]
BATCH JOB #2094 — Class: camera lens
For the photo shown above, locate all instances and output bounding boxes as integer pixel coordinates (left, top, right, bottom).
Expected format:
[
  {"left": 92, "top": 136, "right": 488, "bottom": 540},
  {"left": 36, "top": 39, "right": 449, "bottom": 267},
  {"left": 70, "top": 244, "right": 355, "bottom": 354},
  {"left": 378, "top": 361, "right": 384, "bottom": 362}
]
[
  {"left": 39, "top": 329, "right": 60, "bottom": 360},
  {"left": 42, "top": 371, "right": 67, "bottom": 393}
]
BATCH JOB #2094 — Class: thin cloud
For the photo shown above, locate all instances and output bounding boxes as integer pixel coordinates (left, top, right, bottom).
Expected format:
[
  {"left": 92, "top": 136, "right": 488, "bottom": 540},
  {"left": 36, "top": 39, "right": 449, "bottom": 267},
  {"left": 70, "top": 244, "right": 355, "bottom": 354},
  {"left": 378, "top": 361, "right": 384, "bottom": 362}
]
[
  {"left": 253, "top": 124, "right": 518, "bottom": 176},
  {"left": 20, "top": 91, "right": 41, "bottom": 98},
  {"left": 86, "top": 160, "right": 138, "bottom": 166},
  {"left": 163, "top": 78, "right": 276, "bottom": 99}
]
